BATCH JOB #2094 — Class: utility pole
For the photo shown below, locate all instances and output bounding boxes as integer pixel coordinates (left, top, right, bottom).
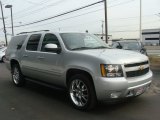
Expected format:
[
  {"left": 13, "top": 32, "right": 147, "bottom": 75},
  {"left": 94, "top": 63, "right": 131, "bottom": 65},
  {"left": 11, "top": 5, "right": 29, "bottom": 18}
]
[
  {"left": 155, "top": 13, "right": 160, "bottom": 46},
  {"left": 158, "top": 13, "right": 160, "bottom": 46},
  {"left": 0, "top": 1, "right": 8, "bottom": 46},
  {"left": 139, "top": 0, "right": 142, "bottom": 42},
  {"left": 101, "top": 20, "right": 104, "bottom": 40},
  {"left": 159, "top": 30, "right": 160, "bottom": 46},
  {"left": 104, "top": 0, "right": 108, "bottom": 43}
]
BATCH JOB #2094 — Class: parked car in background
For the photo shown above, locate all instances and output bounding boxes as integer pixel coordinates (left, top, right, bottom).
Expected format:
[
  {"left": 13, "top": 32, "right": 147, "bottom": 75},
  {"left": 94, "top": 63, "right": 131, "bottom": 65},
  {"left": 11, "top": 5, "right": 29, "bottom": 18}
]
[
  {"left": 0, "top": 47, "right": 6, "bottom": 62},
  {"left": 112, "top": 40, "right": 147, "bottom": 55}
]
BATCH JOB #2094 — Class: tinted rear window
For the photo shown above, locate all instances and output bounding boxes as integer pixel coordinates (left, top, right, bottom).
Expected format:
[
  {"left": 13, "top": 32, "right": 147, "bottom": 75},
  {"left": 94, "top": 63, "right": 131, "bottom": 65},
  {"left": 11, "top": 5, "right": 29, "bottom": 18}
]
[{"left": 26, "top": 34, "right": 41, "bottom": 51}]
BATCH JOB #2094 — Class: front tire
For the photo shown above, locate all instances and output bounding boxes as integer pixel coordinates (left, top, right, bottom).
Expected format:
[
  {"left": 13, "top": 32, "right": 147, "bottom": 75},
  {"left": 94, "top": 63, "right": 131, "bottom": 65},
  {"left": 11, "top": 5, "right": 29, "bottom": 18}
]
[
  {"left": 68, "top": 74, "right": 97, "bottom": 110},
  {"left": 11, "top": 64, "right": 25, "bottom": 87}
]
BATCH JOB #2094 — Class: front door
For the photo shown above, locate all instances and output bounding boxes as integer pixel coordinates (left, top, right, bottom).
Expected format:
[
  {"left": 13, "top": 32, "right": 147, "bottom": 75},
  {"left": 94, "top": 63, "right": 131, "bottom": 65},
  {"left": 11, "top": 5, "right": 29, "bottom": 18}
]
[{"left": 35, "top": 33, "right": 64, "bottom": 85}]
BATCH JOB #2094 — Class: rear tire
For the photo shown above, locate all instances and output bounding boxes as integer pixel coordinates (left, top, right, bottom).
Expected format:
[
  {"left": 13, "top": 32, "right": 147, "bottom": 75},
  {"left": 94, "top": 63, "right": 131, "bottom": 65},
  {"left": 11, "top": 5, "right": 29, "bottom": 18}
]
[
  {"left": 68, "top": 74, "right": 97, "bottom": 110},
  {"left": 11, "top": 64, "right": 25, "bottom": 87}
]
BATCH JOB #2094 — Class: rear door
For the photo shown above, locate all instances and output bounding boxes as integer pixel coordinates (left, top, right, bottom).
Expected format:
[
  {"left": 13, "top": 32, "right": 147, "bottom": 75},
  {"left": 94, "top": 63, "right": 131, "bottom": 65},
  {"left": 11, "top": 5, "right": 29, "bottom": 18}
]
[{"left": 21, "top": 34, "right": 42, "bottom": 79}]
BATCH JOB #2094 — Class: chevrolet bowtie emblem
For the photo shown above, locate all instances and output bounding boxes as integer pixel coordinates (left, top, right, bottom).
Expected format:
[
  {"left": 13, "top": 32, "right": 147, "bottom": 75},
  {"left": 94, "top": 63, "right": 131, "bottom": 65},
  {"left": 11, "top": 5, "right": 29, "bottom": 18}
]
[{"left": 139, "top": 65, "right": 144, "bottom": 70}]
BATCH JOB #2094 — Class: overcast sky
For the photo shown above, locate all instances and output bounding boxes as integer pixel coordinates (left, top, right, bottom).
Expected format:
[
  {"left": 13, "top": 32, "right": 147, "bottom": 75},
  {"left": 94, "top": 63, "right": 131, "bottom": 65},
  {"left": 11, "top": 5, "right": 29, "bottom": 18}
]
[{"left": 0, "top": 0, "right": 160, "bottom": 42}]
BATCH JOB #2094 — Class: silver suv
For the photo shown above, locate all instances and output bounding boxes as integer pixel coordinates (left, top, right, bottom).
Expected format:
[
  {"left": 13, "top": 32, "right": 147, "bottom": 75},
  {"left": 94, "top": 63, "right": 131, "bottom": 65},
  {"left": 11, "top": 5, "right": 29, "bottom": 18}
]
[{"left": 5, "top": 30, "right": 152, "bottom": 110}]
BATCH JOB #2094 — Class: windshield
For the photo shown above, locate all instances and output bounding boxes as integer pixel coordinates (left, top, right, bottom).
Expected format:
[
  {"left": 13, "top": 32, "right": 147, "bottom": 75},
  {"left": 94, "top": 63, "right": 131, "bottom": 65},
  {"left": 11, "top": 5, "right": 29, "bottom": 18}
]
[
  {"left": 120, "top": 42, "right": 140, "bottom": 50},
  {"left": 60, "top": 33, "right": 110, "bottom": 50}
]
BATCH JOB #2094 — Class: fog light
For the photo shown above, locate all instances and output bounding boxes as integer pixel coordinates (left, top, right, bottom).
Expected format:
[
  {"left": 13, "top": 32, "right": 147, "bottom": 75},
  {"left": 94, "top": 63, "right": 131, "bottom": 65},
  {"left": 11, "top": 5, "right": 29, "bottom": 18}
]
[
  {"left": 110, "top": 92, "right": 121, "bottom": 98},
  {"left": 126, "top": 90, "right": 134, "bottom": 97}
]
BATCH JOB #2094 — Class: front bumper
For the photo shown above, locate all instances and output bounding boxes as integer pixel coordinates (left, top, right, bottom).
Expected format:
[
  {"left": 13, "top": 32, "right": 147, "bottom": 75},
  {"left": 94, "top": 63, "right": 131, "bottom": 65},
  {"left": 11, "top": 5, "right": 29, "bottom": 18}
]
[{"left": 94, "top": 70, "right": 152, "bottom": 101}]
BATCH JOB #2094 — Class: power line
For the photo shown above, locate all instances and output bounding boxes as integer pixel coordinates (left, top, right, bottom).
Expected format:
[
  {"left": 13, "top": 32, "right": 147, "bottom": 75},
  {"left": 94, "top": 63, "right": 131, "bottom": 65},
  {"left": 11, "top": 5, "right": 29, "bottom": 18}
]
[
  {"left": 5, "top": 9, "right": 157, "bottom": 30},
  {"left": 17, "top": 9, "right": 103, "bottom": 28},
  {"left": 8, "top": 0, "right": 117, "bottom": 21},
  {"left": 11, "top": 0, "right": 68, "bottom": 21},
  {"left": 14, "top": 9, "right": 104, "bottom": 31},
  {"left": 7, "top": 0, "right": 135, "bottom": 28},
  {"left": 6, "top": 0, "right": 104, "bottom": 28},
  {"left": 7, "top": 0, "right": 51, "bottom": 17},
  {"left": 108, "top": 0, "right": 135, "bottom": 8},
  {"left": 5, "top": 0, "right": 135, "bottom": 26},
  {"left": 24, "top": 0, "right": 43, "bottom": 5},
  {"left": 11, "top": 0, "right": 134, "bottom": 22},
  {"left": 4, "top": 13, "right": 156, "bottom": 27},
  {"left": 4, "top": 0, "right": 157, "bottom": 31}
]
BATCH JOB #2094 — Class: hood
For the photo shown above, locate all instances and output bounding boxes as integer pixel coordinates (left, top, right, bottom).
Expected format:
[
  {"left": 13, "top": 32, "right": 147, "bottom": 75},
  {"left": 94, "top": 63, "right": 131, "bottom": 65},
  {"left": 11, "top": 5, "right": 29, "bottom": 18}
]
[{"left": 75, "top": 49, "right": 148, "bottom": 64}]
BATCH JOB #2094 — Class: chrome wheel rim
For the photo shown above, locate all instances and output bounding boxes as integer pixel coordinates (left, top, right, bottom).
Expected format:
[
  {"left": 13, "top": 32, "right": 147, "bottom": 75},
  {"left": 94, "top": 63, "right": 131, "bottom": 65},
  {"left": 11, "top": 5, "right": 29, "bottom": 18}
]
[
  {"left": 70, "top": 79, "right": 88, "bottom": 107},
  {"left": 12, "top": 67, "right": 20, "bottom": 84}
]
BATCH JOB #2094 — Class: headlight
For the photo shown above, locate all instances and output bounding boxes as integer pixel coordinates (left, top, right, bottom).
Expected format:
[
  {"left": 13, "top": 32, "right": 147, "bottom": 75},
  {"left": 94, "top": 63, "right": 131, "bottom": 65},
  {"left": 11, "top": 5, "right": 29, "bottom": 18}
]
[{"left": 100, "top": 64, "right": 123, "bottom": 77}]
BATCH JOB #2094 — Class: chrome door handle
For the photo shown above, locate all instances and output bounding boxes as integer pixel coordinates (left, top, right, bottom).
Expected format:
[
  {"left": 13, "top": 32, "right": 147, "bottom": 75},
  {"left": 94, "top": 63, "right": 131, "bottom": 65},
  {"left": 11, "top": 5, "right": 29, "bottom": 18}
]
[{"left": 37, "top": 56, "right": 44, "bottom": 59}]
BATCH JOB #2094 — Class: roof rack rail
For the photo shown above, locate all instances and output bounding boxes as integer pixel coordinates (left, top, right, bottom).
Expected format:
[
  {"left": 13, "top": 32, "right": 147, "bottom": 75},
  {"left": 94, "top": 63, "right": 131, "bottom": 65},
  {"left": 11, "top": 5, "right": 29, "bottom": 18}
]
[{"left": 17, "top": 30, "right": 49, "bottom": 35}]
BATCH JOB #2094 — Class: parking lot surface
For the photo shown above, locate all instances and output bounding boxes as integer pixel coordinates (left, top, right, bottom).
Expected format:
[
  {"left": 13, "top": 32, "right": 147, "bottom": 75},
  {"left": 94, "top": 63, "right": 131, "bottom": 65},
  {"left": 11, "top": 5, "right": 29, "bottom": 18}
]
[{"left": 0, "top": 63, "right": 160, "bottom": 120}]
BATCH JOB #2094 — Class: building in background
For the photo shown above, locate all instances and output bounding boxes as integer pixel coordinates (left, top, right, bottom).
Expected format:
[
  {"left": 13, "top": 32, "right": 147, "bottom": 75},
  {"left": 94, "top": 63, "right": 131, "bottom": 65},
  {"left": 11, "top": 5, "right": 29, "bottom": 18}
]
[{"left": 142, "top": 28, "right": 160, "bottom": 46}]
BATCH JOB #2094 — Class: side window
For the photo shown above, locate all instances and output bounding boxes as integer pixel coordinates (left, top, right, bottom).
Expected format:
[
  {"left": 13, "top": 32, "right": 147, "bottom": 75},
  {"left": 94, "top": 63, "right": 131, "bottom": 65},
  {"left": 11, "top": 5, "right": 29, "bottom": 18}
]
[
  {"left": 41, "top": 33, "right": 60, "bottom": 52},
  {"left": 26, "top": 34, "right": 41, "bottom": 51}
]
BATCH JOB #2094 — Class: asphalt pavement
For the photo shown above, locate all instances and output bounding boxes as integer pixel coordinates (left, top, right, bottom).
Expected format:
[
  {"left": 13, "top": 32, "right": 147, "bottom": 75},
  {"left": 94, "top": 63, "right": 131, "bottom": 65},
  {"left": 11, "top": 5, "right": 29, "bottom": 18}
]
[{"left": 0, "top": 63, "right": 160, "bottom": 120}]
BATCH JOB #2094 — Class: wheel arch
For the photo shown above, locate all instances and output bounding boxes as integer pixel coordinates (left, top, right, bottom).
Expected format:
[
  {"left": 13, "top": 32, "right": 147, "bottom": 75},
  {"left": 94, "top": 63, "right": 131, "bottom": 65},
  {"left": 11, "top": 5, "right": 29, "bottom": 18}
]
[
  {"left": 66, "top": 68, "right": 95, "bottom": 87},
  {"left": 10, "top": 59, "right": 20, "bottom": 69}
]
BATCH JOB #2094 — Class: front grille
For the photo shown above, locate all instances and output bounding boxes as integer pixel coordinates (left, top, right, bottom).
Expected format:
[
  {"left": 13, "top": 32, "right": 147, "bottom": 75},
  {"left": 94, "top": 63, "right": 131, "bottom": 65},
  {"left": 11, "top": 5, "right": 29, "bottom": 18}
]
[
  {"left": 126, "top": 68, "right": 149, "bottom": 77},
  {"left": 124, "top": 61, "right": 149, "bottom": 67},
  {"left": 125, "top": 61, "right": 149, "bottom": 78}
]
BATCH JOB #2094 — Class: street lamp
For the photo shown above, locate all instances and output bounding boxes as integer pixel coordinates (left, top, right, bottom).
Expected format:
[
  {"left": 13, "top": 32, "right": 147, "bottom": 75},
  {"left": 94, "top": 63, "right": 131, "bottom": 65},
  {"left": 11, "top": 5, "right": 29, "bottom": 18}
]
[{"left": 5, "top": 4, "right": 14, "bottom": 36}]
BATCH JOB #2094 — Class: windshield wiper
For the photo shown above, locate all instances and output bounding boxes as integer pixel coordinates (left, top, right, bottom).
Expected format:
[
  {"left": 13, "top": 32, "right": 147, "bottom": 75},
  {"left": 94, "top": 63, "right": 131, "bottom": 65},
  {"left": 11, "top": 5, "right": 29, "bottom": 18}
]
[
  {"left": 92, "top": 46, "right": 110, "bottom": 49},
  {"left": 71, "top": 47, "right": 92, "bottom": 50}
]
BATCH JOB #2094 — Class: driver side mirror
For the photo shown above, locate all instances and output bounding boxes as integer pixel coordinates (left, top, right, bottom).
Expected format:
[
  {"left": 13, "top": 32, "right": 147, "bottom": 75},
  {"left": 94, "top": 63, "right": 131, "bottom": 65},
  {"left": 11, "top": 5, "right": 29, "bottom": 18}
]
[{"left": 44, "top": 44, "right": 61, "bottom": 54}]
